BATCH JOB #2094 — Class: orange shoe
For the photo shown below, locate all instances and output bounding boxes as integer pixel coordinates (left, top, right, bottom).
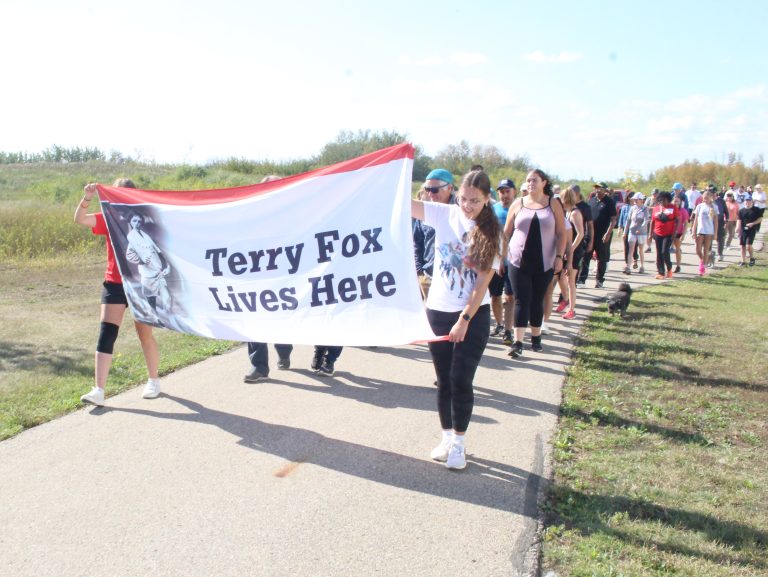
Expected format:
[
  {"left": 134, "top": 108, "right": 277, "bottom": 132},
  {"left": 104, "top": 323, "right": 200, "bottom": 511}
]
[
  {"left": 665, "top": 270, "right": 673, "bottom": 278},
  {"left": 655, "top": 274, "right": 665, "bottom": 280}
]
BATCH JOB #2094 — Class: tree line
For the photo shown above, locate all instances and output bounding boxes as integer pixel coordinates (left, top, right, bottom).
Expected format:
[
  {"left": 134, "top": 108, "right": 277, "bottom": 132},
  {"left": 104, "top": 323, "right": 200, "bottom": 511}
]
[{"left": 2, "top": 132, "right": 766, "bottom": 189}]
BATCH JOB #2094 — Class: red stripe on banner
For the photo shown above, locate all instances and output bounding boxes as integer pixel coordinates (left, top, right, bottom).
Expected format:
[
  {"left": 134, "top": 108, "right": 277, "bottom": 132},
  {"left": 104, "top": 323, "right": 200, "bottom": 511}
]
[{"left": 96, "top": 143, "right": 414, "bottom": 206}]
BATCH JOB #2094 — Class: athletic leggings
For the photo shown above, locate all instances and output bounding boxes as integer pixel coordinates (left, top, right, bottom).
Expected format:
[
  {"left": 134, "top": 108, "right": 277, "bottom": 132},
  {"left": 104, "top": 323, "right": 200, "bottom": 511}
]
[
  {"left": 509, "top": 265, "right": 554, "bottom": 328},
  {"left": 654, "top": 234, "right": 673, "bottom": 274},
  {"left": 427, "top": 304, "right": 490, "bottom": 433}
]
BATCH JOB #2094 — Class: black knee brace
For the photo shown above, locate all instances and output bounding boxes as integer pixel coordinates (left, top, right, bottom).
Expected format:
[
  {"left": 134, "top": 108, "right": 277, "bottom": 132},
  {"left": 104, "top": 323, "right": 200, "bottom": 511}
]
[{"left": 96, "top": 322, "right": 120, "bottom": 354}]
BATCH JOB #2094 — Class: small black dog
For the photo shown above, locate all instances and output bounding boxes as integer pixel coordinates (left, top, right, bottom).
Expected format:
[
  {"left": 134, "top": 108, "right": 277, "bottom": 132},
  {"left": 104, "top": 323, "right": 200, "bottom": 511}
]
[{"left": 607, "top": 282, "right": 633, "bottom": 317}]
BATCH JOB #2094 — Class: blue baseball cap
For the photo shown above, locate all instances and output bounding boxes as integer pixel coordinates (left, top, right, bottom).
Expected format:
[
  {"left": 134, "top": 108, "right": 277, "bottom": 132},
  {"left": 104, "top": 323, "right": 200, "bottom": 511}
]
[
  {"left": 425, "top": 168, "right": 454, "bottom": 185},
  {"left": 672, "top": 182, "right": 683, "bottom": 190},
  {"left": 497, "top": 178, "right": 516, "bottom": 190}
]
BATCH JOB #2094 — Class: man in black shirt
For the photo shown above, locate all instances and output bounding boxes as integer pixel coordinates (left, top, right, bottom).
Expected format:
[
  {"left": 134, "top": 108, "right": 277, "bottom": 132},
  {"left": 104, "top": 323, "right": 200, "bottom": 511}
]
[
  {"left": 584, "top": 182, "right": 616, "bottom": 288},
  {"left": 574, "top": 185, "right": 595, "bottom": 287}
]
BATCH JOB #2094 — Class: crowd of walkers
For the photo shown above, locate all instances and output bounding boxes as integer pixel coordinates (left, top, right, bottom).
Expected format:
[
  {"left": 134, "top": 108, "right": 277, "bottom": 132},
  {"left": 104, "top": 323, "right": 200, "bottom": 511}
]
[{"left": 74, "top": 169, "right": 763, "bottom": 472}]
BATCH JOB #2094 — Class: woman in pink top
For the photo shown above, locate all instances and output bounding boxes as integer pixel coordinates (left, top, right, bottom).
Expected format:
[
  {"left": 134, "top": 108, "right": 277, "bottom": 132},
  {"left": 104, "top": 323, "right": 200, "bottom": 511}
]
[
  {"left": 725, "top": 191, "right": 739, "bottom": 247},
  {"left": 503, "top": 169, "right": 566, "bottom": 358},
  {"left": 671, "top": 196, "right": 689, "bottom": 273}
]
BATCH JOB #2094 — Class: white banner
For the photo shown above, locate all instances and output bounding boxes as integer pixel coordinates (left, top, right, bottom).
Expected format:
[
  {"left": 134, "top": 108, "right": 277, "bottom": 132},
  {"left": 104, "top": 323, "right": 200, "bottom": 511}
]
[{"left": 97, "top": 144, "right": 437, "bottom": 346}]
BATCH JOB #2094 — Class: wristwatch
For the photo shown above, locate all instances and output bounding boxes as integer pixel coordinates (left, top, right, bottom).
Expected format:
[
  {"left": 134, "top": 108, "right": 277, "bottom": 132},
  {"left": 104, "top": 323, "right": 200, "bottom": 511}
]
[{"left": 461, "top": 313, "right": 471, "bottom": 322}]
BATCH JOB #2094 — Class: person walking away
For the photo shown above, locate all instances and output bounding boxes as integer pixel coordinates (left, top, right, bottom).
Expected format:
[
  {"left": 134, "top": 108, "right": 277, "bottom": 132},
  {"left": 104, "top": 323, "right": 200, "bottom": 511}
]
[{"left": 411, "top": 170, "right": 501, "bottom": 470}]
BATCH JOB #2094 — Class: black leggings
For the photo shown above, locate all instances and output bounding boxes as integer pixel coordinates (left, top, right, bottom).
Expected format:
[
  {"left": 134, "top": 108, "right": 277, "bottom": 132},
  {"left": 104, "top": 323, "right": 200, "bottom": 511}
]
[
  {"left": 509, "top": 266, "right": 554, "bottom": 328},
  {"left": 427, "top": 305, "right": 490, "bottom": 433},
  {"left": 654, "top": 234, "right": 673, "bottom": 274}
]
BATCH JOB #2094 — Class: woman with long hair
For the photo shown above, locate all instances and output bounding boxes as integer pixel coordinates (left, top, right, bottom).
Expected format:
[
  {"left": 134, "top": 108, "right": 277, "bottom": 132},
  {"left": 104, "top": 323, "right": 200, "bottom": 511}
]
[
  {"left": 557, "top": 186, "right": 584, "bottom": 320},
  {"left": 503, "top": 169, "right": 566, "bottom": 357},
  {"left": 690, "top": 190, "right": 719, "bottom": 275},
  {"left": 411, "top": 170, "right": 501, "bottom": 470}
]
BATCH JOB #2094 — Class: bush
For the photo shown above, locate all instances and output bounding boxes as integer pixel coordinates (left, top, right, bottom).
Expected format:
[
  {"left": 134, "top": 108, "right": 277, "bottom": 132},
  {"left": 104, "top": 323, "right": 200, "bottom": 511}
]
[{"left": 0, "top": 201, "right": 99, "bottom": 260}]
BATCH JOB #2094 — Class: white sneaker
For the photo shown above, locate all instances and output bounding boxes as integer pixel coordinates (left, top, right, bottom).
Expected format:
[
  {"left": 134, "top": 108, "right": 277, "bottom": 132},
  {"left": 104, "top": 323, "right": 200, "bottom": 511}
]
[
  {"left": 540, "top": 321, "right": 549, "bottom": 335},
  {"left": 80, "top": 387, "right": 105, "bottom": 406},
  {"left": 142, "top": 379, "right": 161, "bottom": 399},
  {"left": 446, "top": 443, "right": 467, "bottom": 470},
  {"left": 430, "top": 438, "right": 451, "bottom": 462}
]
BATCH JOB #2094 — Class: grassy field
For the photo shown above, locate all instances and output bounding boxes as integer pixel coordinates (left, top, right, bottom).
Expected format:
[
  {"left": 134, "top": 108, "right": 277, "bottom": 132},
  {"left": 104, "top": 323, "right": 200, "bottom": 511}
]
[
  {"left": 0, "top": 255, "right": 239, "bottom": 441},
  {"left": 541, "top": 248, "right": 768, "bottom": 576}
]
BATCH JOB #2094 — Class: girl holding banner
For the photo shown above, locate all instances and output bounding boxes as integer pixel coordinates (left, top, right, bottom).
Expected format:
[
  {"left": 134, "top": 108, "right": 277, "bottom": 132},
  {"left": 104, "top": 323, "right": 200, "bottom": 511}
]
[
  {"left": 411, "top": 170, "right": 501, "bottom": 470},
  {"left": 75, "top": 180, "right": 162, "bottom": 406}
]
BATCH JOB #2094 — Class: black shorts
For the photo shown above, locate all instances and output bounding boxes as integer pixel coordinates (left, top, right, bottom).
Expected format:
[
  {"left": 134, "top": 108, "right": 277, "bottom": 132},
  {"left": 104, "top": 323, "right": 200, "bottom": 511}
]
[
  {"left": 488, "top": 273, "right": 504, "bottom": 297},
  {"left": 740, "top": 227, "right": 757, "bottom": 246},
  {"left": 101, "top": 281, "right": 128, "bottom": 305},
  {"left": 488, "top": 270, "right": 514, "bottom": 297},
  {"left": 571, "top": 246, "right": 586, "bottom": 271}
]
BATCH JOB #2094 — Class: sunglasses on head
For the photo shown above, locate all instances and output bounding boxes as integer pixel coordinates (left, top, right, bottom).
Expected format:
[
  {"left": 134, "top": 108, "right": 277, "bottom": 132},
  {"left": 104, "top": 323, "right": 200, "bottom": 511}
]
[{"left": 425, "top": 183, "right": 449, "bottom": 194}]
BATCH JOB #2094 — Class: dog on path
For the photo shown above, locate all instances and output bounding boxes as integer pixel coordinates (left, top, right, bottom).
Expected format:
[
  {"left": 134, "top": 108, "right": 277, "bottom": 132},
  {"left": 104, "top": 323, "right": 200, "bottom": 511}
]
[{"left": 607, "top": 282, "right": 633, "bottom": 317}]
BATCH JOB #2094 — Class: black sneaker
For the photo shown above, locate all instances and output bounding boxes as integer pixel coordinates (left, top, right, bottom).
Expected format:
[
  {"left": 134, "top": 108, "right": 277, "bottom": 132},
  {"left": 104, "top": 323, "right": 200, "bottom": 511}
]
[
  {"left": 244, "top": 367, "right": 267, "bottom": 383},
  {"left": 490, "top": 324, "right": 504, "bottom": 337},
  {"left": 317, "top": 359, "right": 335, "bottom": 377},
  {"left": 531, "top": 335, "right": 543, "bottom": 352},
  {"left": 276, "top": 357, "right": 291, "bottom": 370},
  {"left": 311, "top": 351, "right": 324, "bottom": 372},
  {"left": 595, "top": 281, "right": 604, "bottom": 288},
  {"left": 674, "top": 265, "right": 681, "bottom": 273},
  {"left": 509, "top": 341, "right": 524, "bottom": 358},
  {"left": 502, "top": 330, "right": 513, "bottom": 346},
  {"left": 749, "top": 257, "right": 756, "bottom": 266}
]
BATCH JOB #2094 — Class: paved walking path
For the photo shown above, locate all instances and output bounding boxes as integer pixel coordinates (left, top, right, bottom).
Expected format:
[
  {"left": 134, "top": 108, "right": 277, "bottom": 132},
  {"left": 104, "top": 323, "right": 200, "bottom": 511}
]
[{"left": 0, "top": 235, "right": 761, "bottom": 577}]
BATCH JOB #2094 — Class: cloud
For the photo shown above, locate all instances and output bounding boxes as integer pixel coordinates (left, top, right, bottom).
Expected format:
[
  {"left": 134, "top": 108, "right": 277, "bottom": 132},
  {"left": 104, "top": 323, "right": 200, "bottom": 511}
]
[
  {"left": 647, "top": 115, "right": 694, "bottom": 133},
  {"left": 450, "top": 52, "right": 487, "bottom": 66},
  {"left": 523, "top": 51, "right": 582, "bottom": 63},
  {"left": 398, "top": 55, "right": 443, "bottom": 66}
]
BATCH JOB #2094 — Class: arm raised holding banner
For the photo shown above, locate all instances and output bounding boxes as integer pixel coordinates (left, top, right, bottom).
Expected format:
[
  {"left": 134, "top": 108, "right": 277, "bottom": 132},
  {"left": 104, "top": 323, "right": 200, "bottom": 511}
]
[
  {"left": 74, "top": 179, "right": 162, "bottom": 407},
  {"left": 412, "top": 168, "right": 501, "bottom": 471}
]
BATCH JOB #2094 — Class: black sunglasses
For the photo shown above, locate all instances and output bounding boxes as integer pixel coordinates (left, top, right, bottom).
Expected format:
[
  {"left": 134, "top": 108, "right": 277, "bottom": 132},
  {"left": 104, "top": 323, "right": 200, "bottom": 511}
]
[{"left": 425, "top": 183, "right": 449, "bottom": 194}]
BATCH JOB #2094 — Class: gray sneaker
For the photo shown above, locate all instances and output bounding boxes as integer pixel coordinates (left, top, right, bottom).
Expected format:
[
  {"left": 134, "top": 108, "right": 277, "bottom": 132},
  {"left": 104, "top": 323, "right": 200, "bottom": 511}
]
[
  {"left": 317, "top": 359, "right": 335, "bottom": 377},
  {"left": 244, "top": 367, "right": 267, "bottom": 383}
]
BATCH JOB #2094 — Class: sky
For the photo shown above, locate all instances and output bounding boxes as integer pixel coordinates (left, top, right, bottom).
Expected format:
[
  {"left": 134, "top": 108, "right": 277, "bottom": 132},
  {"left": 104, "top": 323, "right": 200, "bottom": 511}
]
[{"left": 1, "top": 0, "right": 766, "bottom": 181}]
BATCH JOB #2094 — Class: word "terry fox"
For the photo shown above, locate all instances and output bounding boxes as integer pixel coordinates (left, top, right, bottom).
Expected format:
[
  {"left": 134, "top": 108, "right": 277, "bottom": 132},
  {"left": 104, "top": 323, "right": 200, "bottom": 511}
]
[{"left": 205, "top": 227, "right": 383, "bottom": 277}]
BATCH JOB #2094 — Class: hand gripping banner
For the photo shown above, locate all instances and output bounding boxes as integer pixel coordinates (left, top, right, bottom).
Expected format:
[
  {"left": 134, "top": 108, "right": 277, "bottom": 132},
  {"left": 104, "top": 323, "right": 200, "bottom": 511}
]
[{"left": 96, "top": 143, "right": 437, "bottom": 346}]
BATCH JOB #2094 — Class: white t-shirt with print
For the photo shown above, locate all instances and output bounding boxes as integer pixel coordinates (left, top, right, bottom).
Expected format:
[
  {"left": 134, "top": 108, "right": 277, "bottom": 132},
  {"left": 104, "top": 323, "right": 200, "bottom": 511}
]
[
  {"left": 423, "top": 202, "right": 496, "bottom": 312},
  {"left": 693, "top": 202, "right": 719, "bottom": 235}
]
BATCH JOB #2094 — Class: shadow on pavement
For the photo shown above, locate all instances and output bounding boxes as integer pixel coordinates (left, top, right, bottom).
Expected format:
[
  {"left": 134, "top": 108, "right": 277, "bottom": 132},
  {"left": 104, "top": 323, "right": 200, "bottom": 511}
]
[{"left": 102, "top": 394, "right": 546, "bottom": 517}]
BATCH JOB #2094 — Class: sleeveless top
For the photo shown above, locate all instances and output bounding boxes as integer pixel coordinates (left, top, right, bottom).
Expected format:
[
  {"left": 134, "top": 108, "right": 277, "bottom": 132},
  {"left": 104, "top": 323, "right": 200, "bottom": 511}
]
[{"left": 508, "top": 196, "right": 557, "bottom": 273}]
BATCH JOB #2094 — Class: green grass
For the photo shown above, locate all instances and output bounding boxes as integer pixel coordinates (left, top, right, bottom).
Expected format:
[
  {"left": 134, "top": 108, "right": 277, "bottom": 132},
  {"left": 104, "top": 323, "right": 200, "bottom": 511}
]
[
  {"left": 541, "top": 250, "right": 768, "bottom": 576},
  {"left": 0, "top": 256, "right": 239, "bottom": 440}
]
